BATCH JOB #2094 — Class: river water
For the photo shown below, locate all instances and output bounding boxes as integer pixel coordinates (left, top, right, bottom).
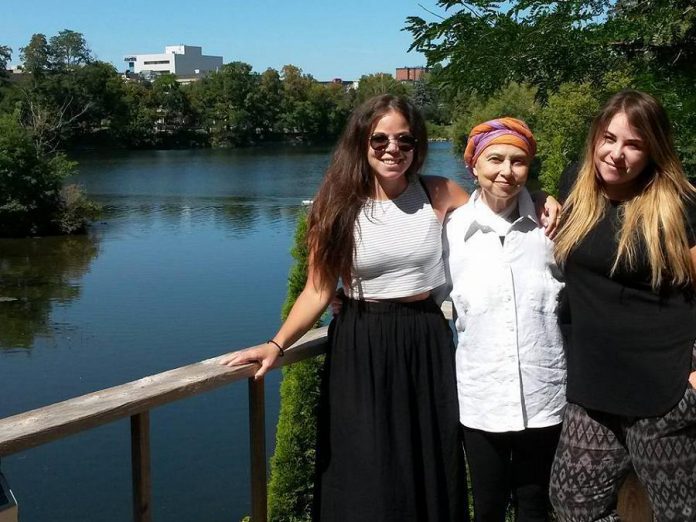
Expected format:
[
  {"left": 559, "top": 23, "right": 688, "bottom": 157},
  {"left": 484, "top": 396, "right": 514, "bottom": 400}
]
[{"left": 0, "top": 143, "right": 471, "bottom": 521}]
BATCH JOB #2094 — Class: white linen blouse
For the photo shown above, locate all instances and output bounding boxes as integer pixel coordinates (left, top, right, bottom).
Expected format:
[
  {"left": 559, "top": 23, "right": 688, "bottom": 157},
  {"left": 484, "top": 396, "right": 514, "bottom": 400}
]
[{"left": 442, "top": 188, "right": 566, "bottom": 432}]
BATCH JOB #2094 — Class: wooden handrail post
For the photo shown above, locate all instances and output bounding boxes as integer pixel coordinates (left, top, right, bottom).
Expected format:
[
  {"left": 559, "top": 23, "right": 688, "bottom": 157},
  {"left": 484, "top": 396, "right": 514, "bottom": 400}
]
[
  {"left": 617, "top": 472, "right": 653, "bottom": 522},
  {"left": 248, "top": 377, "right": 267, "bottom": 521},
  {"left": 131, "top": 412, "right": 152, "bottom": 522}
]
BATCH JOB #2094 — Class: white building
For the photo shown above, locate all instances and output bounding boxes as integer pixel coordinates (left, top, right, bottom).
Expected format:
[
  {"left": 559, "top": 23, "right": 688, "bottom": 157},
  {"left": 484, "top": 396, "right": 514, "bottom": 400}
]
[{"left": 124, "top": 45, "right": 222, "bottom": 78}]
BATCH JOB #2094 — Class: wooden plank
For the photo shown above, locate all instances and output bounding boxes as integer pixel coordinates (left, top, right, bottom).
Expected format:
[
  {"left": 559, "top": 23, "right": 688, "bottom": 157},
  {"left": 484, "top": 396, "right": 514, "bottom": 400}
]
[
  {"left": 617, "top": 472, "right": 653, "bottom": 522},
  {"left": 0, "top": 326, "right": 329, "bottom": 456},
  {"left": 248, "top": 378, "right": 267, "bottom": 522},
  {"left": 131, "top": 412, "right": 152, "bottom": 522}
]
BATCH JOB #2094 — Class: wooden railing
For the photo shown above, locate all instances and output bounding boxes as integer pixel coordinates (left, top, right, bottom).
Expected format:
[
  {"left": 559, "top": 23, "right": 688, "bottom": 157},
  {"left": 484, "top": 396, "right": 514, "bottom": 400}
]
[{"left": 0, "top": 303, "right": 653, "bottom": 521}]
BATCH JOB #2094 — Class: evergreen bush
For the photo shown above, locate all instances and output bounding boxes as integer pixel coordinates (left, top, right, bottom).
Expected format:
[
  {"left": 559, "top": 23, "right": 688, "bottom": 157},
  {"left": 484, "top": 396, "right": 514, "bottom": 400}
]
[{"left": 267, "top": 210, "right": 324, "bottom": 522}]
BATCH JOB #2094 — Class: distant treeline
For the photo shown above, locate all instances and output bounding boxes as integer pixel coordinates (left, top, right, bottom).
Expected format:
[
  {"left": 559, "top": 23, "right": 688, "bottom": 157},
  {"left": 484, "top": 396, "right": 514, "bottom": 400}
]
[
  {"left": 0, "top": 30, "right": 448, "bottom": 152},
  {"left": 0, "top": 30, "right": 447, "bottom": 236}
]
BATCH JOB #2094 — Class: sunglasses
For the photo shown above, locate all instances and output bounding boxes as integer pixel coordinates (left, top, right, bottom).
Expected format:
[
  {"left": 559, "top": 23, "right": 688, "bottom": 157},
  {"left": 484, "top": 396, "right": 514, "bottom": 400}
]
[{"left": 369, "top": 133, "right": 418, "bottom": 152}]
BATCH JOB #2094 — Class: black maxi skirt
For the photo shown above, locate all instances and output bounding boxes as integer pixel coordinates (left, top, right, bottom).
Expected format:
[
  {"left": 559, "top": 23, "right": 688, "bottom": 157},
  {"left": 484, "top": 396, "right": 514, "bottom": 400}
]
[{"left": 313, "top": 296, "right": 468, "bottom": 521}]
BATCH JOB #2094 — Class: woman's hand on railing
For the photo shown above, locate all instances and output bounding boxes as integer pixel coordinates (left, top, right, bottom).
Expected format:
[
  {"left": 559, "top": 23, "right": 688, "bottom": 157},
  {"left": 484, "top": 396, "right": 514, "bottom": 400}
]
[{"left": 220, "top": 343, "right": 280, "bottom": 380}]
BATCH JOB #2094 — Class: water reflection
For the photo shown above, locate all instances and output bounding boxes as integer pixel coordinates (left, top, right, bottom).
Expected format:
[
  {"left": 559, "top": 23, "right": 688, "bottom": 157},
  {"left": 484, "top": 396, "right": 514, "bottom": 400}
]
[{"left": 0, "top": 235, "right": 99, "bottom": 349}]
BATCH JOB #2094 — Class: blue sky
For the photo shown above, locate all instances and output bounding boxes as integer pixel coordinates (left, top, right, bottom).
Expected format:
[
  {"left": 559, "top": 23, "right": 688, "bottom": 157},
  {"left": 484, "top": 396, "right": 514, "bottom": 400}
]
[{"left": 2, "top": 0, "right": 447, "bottom": 80}]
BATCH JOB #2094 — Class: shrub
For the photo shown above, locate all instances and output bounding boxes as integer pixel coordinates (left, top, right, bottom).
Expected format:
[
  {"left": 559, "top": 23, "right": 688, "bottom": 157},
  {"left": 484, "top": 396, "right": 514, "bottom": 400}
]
[
  {"left": 268, "top": 210, "right": 323, "bottom": 522},
  {"left": 451, "top": 83, "right": 540, "bottom": 154},
  {"left": 536, "top": 83, "right": 600, "bottom": 195},
  {"left": 0, "top": 113, "right": 99, "bottom": 236},
  {"left": 0, "top": 114, "right": 69, "bottom": 236}
]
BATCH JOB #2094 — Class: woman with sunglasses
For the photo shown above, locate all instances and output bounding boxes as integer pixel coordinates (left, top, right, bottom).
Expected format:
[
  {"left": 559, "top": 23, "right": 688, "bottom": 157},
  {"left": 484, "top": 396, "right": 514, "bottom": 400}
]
[
  {"left": 442, "top": 118, "right": 565, "bottom": 521},
  {"left": 222, "top": 94, "right": 467, "bottom": 521},
  {"left": 549, "top": 90, "right": 696, "bottom": 520},
  {"left": 221, "top": 95, "right": 559, "bottom": 521}
]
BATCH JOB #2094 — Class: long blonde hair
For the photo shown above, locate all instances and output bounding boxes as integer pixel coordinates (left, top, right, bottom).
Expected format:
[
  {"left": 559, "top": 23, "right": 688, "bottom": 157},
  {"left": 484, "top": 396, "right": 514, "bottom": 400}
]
[{"left": 555, "top": 90, "right": 696, "bottom": 290}]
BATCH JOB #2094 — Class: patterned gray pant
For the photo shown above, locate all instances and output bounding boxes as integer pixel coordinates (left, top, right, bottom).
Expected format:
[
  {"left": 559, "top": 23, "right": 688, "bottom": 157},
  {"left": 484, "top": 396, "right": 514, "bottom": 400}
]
[{"left": 549, "top": 389, "right": 696, "bottom": 521}]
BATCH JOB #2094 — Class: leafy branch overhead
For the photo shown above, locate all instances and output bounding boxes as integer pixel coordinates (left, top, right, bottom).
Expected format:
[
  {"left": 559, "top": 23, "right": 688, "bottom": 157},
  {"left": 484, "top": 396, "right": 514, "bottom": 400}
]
[
  {"left": 406, "top": 1, "right": 695, "bottom": 99},
  {"left": 406, "top": 1, "right": 696, "bottom": 185}
]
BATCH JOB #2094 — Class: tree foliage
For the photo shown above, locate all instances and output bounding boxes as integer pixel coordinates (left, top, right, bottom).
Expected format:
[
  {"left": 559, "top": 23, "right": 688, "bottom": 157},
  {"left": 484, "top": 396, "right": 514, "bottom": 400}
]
[
  {"left": 4, "top": 29, "right": 432, "bottom": 151},
  {"left": 450, "top": 83, "right": 540, "bottom": 154},
  {"left": 268, "top": 211, "right": 323, "bottom": 522},
  {"left": 48, "top": 29, "right": 92, "bottom": 70},
  {"left": 407, "top": 1, "right": 610, "bottom": 99},
  {"left": 20, "top": 34, "right": 50, "bottom": 77},
  {"left": 191, "top": 62, "right": 262, "bottom": 146},
  {"left": 535, "top": 83, "right": 601, "bottom": 194},
  {"left": 355, "top": 73, "right": 410, "bottom": 103},
  {"left": 0, "top": 113, "right": 96, "bottom": 236},
  {"left": 0, "top": 46, "right": 11, "bottom": 73},
  {"left": 409, "top": 1, "right": 696, "bottom": 188}
]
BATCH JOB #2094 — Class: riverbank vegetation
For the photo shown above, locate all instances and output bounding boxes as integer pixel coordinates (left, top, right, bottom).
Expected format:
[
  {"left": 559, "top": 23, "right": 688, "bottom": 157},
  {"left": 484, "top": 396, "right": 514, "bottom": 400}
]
[{"left": 0, "top": 112, "right": 98, "bottom": 237}]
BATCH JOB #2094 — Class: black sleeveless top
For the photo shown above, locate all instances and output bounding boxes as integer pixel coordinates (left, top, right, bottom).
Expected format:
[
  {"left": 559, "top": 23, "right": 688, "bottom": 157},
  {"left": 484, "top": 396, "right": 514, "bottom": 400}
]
[{"left": 560, "top": 165, "right": 696, "bottom": 416}]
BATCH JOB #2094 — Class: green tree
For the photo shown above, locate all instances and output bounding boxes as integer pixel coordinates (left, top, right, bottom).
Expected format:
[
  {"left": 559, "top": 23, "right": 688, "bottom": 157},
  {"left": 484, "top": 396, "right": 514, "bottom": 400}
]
[
  {"left": 192, "top": 61, "right": 261, "bottom": 146},
  {"left": 291, "top": 82, "right": 352, "bottom": 142},
  {"left": 279, "top": 65, "right": 319, "bottom": 137},
  {"left": 150, "top": 73, "right": 195, "bottom": 135},
  {"left": 605, "top": 1, "right": 696, "bottom": 174},
  {"left": 321, "top": 82, "right": 354, "bottom": 139},
  {"left": 248, "top": 68, "right": 283, "bottom": 138},
  {"left": 407, "top": 1, "right": 611, "bottom": 99},
  {"left": 71, "top": 61, "right": 129, "bottom": 137},
  {"left": 0, "top": 45, "right": 11, "bottom": 73},
  {"left": 406, "top": 1, "right": 696, "bottom": 175},
  {"left": 117, "top": 80, "right": 157, "bottom": 147},
  {"left": 20, "top": 34, "right": 50, "bottom": 78},
  {"left": 0, "top": 45, "right": 11, "bottom": 107},
  {"left": 0, "top": 113, "right": 88, "bottom": 236},
  {"left": 16, "top": 31, "right": 109, "bottom": 148},
  {"left": 450, "top": 82, "right": 540, "bottom": 154},
  {"left": 49, "top": 29, "right": 91, "bottom": 70},
  {"left": 535, "top": 82, "right": 601, "bottom": 195},
  {"left": 268, "top": 211, "right": 324, "bottom": 521},
  {"left": 607, "top": 0, "right": 696, "bottom": 78},
  {"left": 411, "top": 72, "right": 449, "bottom": 125},
  {"left": 355, "top": 73, "right": 410, "bottom": 103}
]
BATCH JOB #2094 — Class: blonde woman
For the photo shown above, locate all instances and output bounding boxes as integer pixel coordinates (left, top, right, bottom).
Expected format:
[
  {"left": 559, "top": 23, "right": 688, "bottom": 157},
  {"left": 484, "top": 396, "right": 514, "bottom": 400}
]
[{"left": 550, "top": 90, "right": 696, "bottom": 520}]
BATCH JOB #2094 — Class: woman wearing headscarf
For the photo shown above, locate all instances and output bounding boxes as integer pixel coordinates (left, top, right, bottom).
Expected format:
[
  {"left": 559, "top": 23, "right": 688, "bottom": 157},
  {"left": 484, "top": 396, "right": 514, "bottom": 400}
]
[{"left": 443, "top": 118, "right": 566, "bottom": 522}]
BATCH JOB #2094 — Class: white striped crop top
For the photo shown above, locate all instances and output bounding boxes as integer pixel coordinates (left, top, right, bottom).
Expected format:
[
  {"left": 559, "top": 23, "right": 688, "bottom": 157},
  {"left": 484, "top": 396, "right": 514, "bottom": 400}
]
[{"left": 347, "top": 179, "right": 446, "bottom": 300}]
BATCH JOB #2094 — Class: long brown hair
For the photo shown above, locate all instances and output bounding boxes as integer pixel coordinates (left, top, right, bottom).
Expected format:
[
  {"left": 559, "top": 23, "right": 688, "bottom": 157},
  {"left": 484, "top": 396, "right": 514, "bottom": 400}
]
[
  {"left": 307, "top": 94, "right": 428, "bottom": 287},
  {"left": 555, "top": 90, "right": 696, "bottom": 289}
]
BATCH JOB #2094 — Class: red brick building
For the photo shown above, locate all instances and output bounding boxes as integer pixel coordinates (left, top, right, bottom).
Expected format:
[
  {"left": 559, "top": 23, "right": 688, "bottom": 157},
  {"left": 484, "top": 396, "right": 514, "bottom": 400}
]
[{"left": 395, "top": 66, "right": 429, "bottom": 82}]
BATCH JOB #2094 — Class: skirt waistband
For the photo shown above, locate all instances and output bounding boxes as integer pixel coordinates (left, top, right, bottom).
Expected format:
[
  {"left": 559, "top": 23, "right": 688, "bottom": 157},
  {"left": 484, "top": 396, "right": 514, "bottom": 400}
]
[{"left": 340, "top": 294, "right": 441, "bottom": 315}]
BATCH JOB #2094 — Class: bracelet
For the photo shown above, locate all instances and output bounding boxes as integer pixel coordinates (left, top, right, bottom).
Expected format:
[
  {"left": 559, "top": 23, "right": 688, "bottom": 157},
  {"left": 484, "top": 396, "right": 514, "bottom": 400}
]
[{"left": 267, "top": 339, "right": 285, "bottom": 357}]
